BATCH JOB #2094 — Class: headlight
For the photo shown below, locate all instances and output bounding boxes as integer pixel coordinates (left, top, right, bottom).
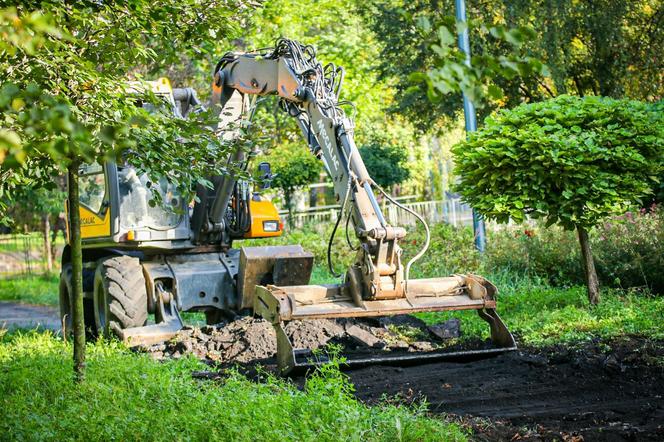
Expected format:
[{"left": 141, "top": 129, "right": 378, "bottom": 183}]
[{"left": 263, "top": 220, "right": 279, "bottom": 232}]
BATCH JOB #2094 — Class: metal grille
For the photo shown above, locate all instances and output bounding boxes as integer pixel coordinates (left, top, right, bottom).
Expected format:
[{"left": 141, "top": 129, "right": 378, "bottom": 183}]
[
  {"left": 280, "top": 198, "right": 474, "bottom": 230},
  {"left": 0, "top": 234, "right": 62, "bottom": 276}
]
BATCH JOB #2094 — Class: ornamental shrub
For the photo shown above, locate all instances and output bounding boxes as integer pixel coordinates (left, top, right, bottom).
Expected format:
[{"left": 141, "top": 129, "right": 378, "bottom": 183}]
[{"left": 453, "top": 95, "right": 664, "bottom": 303}]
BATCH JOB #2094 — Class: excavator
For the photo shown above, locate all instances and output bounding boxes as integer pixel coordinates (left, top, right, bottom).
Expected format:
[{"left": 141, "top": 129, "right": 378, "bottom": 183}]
[{"left": 60, "top": 38, "right": 515, "bottom": 373}]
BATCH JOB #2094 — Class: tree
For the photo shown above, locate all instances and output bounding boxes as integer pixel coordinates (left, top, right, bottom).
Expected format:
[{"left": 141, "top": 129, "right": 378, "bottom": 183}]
[
  {"left": 5, "top": 181, "right": 65, "bottom": 272},
  {"left": 243, "top": 0, "right": 432, "bottom": 198},
  {"left": 0, "top": 2, "right": 247, "bottom": 381},
  {"left": 452, "top": 95, "right": 664, "bottom": 304},
  {"left": 362, "top": 1, "right": 551, "bottom": 132},
  {"left": 269, "top": 142, "right": 321, "bottom": 224},
  {"left": 359, "top": 131, "right": 411, "bottom": 191},
  {"left": 505, "top": 0, "right": 663, "bottom": 100},
  {"left": 363, "top": 0, "right": 662, "bottom": 131}
]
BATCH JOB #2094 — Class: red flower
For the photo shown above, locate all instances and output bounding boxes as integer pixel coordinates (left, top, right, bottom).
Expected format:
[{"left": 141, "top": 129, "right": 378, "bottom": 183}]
[{"left": 524, "top": 229, "right": 534, "bottom": 238}]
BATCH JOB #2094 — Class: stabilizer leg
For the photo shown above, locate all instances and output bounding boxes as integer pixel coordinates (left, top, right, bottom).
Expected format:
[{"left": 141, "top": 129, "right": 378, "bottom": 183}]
[
  {"left": 477, "top": 308, "right": 516, "bottom": 349},
  {"left": 274, "top": 322, "right": 296, "bottom": 375}
]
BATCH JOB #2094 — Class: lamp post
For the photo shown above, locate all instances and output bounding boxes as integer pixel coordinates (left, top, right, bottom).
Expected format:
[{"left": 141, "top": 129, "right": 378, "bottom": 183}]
[{"left": 455, "top": 0, "right": 486, "bottom": 252}]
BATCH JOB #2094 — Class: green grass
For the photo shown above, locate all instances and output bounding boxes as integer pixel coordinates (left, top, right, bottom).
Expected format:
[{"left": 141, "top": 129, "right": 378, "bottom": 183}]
[
  {"left": 416, "top": 271, "right": 664, "bottom": 346},
  {"left": 0, "top": 331, "right": 467, "bottom": 442},
  {"left": 0, "top": 274, "right": 59, "bottom": 306}
]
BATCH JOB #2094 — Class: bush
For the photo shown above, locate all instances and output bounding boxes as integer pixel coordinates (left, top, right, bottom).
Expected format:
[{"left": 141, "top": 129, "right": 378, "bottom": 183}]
[
  {"left": 402, "top": 222, "right": 480, "bottom": 278},
  {"left": 486, "top": 224, "right": 582, "bottom": 287},
  {"left": 247, "top": 208, "right": 663, "bottom": 295},
  {"left": 486, "top": 206, "right": 664, "bottom": 294},
  {"left": 594, "top": 205, "right": 664, "bottom": 294}
]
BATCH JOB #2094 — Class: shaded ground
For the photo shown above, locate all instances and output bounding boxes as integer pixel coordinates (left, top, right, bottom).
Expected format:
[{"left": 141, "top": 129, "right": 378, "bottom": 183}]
[
  {"left": 0, "top": 301, "right": 61, "bottom": 331},
  {"left": 153, "top": 317, "right": 664, "bottom": 441},
  {"left": 348, "top": 338, "right": 664, "bottom": 441}
]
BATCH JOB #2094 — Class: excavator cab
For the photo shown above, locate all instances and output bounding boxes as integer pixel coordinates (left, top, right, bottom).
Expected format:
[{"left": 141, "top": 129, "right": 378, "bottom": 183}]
[{"left": 66, "top": 78, "right": 283, "bottom": 248}]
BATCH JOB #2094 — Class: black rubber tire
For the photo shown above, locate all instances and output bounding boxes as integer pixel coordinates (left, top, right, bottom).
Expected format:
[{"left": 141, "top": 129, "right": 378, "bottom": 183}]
[
  {"left": 93, "top": 256, "right": 148, "bottom": 337},
  {"left": 59, "top": 264, "right": 97, "bottom": 338}
]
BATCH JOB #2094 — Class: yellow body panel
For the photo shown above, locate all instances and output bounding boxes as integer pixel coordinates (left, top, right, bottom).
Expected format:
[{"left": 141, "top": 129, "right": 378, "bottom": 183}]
[
  {"left": 80, "top": 205, "right": 111, "bottom": 239},
  {"left": 65, "top": 202, "right": 111, "bottom": 241},
  {"left": 244, "top": 199, "right": 282, "bottom": 238}
]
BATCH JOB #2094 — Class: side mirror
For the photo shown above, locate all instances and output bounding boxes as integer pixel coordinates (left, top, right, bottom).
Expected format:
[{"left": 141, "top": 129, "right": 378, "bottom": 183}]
[{"left": 257, "top": 162, "right": 272, "bottom": 190}]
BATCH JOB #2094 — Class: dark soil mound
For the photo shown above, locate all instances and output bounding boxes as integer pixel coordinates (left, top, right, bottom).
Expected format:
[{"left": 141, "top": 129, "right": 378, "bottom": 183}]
[
  {"left": 140, "top": 315, "right": 456, "bottom": 365},
  {"left": 348, "top": 337, "right": 664, "bottom": 441}
]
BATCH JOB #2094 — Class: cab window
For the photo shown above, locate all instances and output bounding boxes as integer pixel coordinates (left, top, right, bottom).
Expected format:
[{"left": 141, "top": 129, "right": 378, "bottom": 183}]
[{"left": 78, "top": 163, "right": 106, "bottom": 214}]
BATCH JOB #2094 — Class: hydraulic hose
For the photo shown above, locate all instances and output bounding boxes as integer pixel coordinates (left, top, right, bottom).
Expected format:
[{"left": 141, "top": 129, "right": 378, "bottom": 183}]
[{"left": 370, "top": 180, "right": 431, "bottom": 294}]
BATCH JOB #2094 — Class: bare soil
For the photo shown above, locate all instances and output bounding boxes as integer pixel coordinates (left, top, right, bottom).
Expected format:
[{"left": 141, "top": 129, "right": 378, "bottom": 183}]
[
  {"left": 149, "top": 316, "right": 664, "bottom": 441},
  {"left": 348, "top": 338, "right": 664, "bottom": 441},
  {"left": 142, "top": 316, "right": 441, "bottom": 364}
]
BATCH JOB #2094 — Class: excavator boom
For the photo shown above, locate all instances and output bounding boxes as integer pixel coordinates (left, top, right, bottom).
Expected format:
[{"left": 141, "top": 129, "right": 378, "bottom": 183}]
[{"left": 212, "top": 39, "right": 516, "bottom": 373}]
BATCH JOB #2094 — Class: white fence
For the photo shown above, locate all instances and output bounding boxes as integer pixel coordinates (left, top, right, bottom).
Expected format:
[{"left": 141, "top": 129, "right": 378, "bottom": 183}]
[{"left": 280, "top": 198, "right": 474, "bottom": 229}]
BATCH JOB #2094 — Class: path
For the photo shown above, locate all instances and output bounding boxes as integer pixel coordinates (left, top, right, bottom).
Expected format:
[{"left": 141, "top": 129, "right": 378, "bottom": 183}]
[{"left": 0, "top": 301, "right": 61, "bottom": 331}]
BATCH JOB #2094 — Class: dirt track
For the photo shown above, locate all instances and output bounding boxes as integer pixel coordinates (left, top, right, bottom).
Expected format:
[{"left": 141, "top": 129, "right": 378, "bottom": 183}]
[
  {"left": 0, "top": 301, "right": 60, "bottom": 331},
  {"left": 347, "top": 339, "right": 664, "bottom": 441}
]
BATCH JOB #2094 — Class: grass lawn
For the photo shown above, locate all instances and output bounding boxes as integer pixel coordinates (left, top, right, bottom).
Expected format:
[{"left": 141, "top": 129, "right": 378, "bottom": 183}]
[
  {"left": 0, "top": 331, "right": 467, "bottom": 441},
  {"left": 416, "top": 271, "right": 664, "bottom": 346},
  {"left": 0, "top": 274, "right": 60, "bottom": 306}
]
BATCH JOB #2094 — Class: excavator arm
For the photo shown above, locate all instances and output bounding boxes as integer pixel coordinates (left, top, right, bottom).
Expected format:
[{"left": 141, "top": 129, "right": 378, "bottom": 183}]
[
  {"left": 209, "top": 39, "right": 515, "bottom": 372},
  {"left": 211, "top": 39, "right": 405, "bottom": 302}
]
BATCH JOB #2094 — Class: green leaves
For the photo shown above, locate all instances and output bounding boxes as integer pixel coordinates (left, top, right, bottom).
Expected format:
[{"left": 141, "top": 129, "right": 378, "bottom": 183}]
[
  {"left": 452, "top": 95, "right": 664, "bottom": 230},
  {"left": 269, "top": 142, "right": 322, "bottom": 212},
  {"left": 413, "top": 17, "right": 547, "bottom": 109},
  {"left": 0, "top": 2, "right": 250, "bottom": 217},
  {"left": 359, "top": 139, "right": 411, "bottom": 190},
  {"left": 0, "top": 8, "right": 62, "bottom": 55}
]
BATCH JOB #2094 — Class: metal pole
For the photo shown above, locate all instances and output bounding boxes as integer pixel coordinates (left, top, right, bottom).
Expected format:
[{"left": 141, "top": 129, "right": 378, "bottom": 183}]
[{"left": 455, "top": 0, "right": 486, "bottom": 253}]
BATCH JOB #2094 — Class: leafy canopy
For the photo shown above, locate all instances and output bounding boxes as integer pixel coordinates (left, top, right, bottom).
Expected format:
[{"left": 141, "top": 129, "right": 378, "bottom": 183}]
[
  {"left": 270, "top": 142, "right": 321, "bottom": 204},
  {"left": 359, "top": 131, "right": 411, "bottom": 190},
  {"left": 452, "top": 95, "right": 664, "bottom": 229},
  {"left": 0, "top": 2, "right": 248, "bottom": 216},
  {"left": 412, "top": 15, "right": 547, "bottom": 108},
  {"left": 364, "top": 0, "right": 662, "bottom": 132}
]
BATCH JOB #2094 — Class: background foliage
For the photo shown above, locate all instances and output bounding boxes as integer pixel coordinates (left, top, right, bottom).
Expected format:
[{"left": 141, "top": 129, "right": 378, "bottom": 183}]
[
  {"left": 0, "top": 1, "right": 250, "bottom": 216},
  {"left": 363, "top": 0, "right": 662, "bottom": 132}
]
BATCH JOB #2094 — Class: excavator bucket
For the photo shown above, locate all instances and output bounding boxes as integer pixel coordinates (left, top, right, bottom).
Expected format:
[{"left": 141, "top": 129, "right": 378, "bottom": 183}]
[{"left": 254, "top": 274, "right": 516, "bottom": 374}]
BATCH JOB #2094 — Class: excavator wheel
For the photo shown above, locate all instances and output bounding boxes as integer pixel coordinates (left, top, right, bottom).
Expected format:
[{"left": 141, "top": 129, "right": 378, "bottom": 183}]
[
  {"left": 93, "top": 256, "right": 148, "bottom": 337},
  {"left": 58, "top": 264, "right": 96, "bottom": 337}
]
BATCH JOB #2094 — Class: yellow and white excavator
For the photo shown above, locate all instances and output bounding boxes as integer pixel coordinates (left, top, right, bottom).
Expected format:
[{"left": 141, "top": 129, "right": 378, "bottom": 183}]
[{"left": 60, "top": 38, "right": 515, "bottom": 373}]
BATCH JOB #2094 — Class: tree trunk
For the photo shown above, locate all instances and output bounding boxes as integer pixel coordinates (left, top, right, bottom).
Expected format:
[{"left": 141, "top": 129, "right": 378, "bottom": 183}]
[
  {"left": 42, "top": 214, "right": 52, "bottom": 274},
  {"left": 577, "top": 226, "right": 600, "bottom": 305},
  {"left": 67, "top": 160, "right": 86, "bottom": 382}
]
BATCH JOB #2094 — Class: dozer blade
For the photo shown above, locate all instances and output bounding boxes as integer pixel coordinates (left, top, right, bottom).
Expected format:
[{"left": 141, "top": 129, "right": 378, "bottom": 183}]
[
  {"left": 119, "top": 283, "right": 184, "bottom": 348},
  {"left": 254, "top": 275, "right": 516, "bottom": 374},
  {"left": 118, "top": 318, "right": 183, "bottom": 348}
]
